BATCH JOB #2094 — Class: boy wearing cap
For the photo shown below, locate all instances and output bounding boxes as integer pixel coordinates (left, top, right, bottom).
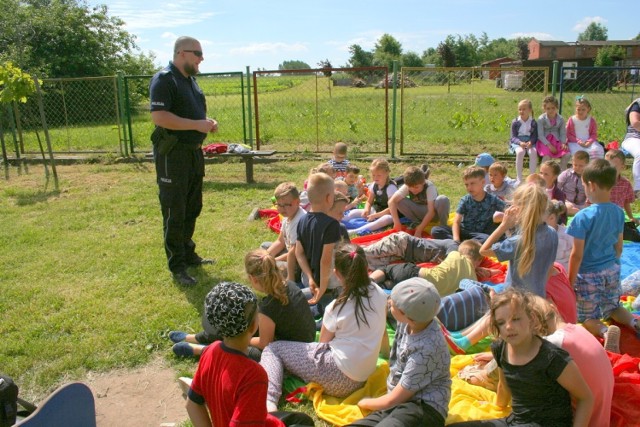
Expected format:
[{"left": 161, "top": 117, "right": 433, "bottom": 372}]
[
  {"left": 475, "top": 152, "right": 495, "bottom": 185},
  {"left": 186, "top": 282, "right": 312, "bottom": 427},
  {"left": 389, "top": 165, "right": 450, "bottom": 238},
  {"left": 348, "top": 278, "right": 451, "bottom": 427}
]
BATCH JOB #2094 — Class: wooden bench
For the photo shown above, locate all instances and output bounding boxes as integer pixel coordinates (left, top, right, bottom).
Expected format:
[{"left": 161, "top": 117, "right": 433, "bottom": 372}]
[{"left": 213, "top": 150, "right": 277, "bottom": 184}]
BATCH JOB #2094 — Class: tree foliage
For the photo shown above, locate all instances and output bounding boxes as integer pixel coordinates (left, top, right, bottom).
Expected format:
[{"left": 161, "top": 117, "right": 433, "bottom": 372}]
[
  {"left": 0, "top": 0, "right": 156, "bottom": 78},
  {"left": 516, "top": 38, "right": 530, "bottom": 61},
  {"left": 595, "top": 45, "right": 626, "bottom": 66},
  {"left": 437, "top": 41, "right": 456, "bottom": 67},
  {"left": 317, "top": 59, "right": 332, "bottom": 77},
  {"left": 373, "top": 34, "right": 403, "bottom": 69},
  {"left": 278, "top": 60, "right": 311, "bottom": 70},
  {"left": 0, "top": 62, "right": 37, "bottom": 104},
  {"left": 578, "top": 22, "right": 608, "bottom": 41},
  {"left": 402, "top": 51, "right": 423, "bottom": 67}
]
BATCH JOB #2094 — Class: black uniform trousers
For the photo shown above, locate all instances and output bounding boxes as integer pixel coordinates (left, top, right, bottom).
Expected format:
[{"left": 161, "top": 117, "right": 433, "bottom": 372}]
[{"left": 154, "top": 144, "right": 205, "bottom": 274}]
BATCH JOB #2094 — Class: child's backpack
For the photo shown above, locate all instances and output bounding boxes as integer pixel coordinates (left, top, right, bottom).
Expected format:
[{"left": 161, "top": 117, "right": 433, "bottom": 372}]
[{"left": 0, "top": 375, "right": 18, "bottom": 427}]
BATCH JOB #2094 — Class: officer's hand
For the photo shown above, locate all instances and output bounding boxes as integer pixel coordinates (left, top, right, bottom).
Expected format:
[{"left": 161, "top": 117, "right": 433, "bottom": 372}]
[{"left": 207, "top": 118, "right": 218, "bottom": 133}]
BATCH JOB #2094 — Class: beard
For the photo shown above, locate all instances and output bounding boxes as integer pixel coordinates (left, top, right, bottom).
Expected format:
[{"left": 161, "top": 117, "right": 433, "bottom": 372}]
[{"left": 184, "top": 62, "right": 198, "bottom": 76}]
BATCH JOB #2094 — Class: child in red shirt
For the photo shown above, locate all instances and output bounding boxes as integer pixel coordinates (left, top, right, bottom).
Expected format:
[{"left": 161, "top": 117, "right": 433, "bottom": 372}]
[{"left": 186, "top": 282, "right": 313, "bottom": 427}]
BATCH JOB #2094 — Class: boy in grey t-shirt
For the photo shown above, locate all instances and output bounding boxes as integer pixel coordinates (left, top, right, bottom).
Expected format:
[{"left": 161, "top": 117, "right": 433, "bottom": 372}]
[{"left": 347, "top": 278, "right": 451, "bottom": 427}]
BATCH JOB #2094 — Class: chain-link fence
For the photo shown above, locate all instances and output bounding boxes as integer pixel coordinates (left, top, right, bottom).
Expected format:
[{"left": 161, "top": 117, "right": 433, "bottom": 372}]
[
  {"left": 399, "top": 67, "right": 549, "bottom": 157},
  {"left": 559, "top": 66, "right": 640, "bottom": 144},
  {"left": 253, "top": 67, "right": 389, "bottom": 154},
  {"left": 11, "top": 77, "right": 122, "bottom": 154},
  {"left": 123, "top": 71, "right": 248, "bottom": 153}
]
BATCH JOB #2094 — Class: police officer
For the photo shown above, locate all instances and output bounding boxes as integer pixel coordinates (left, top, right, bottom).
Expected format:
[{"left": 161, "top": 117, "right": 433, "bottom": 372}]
[{"left": 149, "top": 36, "right": 217, "bottom": 285}]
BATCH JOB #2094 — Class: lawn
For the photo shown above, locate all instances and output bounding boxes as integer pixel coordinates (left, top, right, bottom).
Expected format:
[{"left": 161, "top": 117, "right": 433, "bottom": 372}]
[{"left": 0, "top": 157, "right": 470, "bottom": 423}]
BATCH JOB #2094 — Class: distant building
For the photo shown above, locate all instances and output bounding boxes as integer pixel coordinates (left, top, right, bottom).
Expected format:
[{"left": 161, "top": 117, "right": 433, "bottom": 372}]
[
  {"left": 480, "top": 57, "right": 515, "bottom": 79},
  {"left": 527, "top": 38, "right": 640, "bottom": 63}
]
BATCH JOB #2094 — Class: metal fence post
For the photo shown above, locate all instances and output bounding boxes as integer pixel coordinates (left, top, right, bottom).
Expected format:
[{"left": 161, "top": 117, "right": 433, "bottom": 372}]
[
  {"left": 552, "top": 60, "right": 558, "bottom": 98},
  {"left": 246, "top": 67, "right": 253, "bottom": 149},
  {"left": 116, "top": 72, "right": 128, "bottom": 156},
  {"left": 391, "top": 61, "right": 398, "bottom": 159}
]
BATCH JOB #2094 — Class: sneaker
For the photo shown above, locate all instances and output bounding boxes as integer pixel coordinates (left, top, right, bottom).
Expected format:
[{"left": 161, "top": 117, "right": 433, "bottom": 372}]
[
  {"left": 247, "top": 207, "right": 260, "bottom": 221},
  {"left": 177, "top": 377, "right": 192, "bottom": 397},
  {"left": 172, "top": 270, "right": 197, "bottom": 286},
  {"left": 172, "top": 342, "right": 196, "bottom": 357},
  {"left": 604, "top": 325, "right": 621, "bottom": 354},
  {"left": 168, "top": 331, "right": 187, "bottom": 343}
]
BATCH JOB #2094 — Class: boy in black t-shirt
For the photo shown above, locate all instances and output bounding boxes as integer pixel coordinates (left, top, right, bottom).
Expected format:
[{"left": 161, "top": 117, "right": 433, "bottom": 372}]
[{"left": 293, "top": 173, "right": 340, "bottom": 311}]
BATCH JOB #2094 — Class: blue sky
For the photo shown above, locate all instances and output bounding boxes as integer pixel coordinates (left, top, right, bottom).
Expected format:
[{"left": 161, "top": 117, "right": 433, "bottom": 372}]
[{"left": 89, "top": 0, "right": 638, "bottom": 73}]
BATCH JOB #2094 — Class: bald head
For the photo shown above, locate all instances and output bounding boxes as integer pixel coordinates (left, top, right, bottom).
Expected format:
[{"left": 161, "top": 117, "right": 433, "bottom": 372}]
[{"left": 174, "top": 36, "right": 200, "bottom": 58}]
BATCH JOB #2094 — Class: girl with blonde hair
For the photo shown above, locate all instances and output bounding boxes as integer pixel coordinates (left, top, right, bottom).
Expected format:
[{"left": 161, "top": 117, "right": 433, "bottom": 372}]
[{"left": 480, "top": 182, "right": 558, "bottom": 297}]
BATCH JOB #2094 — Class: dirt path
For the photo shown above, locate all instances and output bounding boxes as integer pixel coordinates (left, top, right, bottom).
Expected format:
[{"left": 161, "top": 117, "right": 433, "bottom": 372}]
[{"left": 85, "top": 357, "right": 188, "bottom": 427}]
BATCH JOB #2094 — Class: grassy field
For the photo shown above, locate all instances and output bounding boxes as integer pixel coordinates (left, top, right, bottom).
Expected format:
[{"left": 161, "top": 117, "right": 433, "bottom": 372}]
[
  {"left": 11, "top": 73, "right": 639, "bottom": 157},
  {"left": 0, "top": 157, "right": 470, "bottom": 423}
]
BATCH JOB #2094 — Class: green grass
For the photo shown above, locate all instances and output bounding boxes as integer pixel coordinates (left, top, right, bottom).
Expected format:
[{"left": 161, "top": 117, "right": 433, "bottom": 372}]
[
  {"left": 12, "top": 73, "right": 639, "bottom": 158},
  {"left": 0, "top": 158, "right": 467, "bottom": 424}
]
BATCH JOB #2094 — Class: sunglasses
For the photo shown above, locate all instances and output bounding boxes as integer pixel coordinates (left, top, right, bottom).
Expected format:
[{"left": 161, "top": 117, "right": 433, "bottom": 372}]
[{"left": 182, "top": 50, "right": 203, "bottom": 58}]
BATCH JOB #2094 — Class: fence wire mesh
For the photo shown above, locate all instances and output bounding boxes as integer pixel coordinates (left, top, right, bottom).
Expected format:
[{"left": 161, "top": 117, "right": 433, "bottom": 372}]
[
  {"left": 559, "top": 66, "right": 640, "bottom": 144},
  {"left": 253, "top": 67, "right": 388, "bottom": 154},
  {"left": 13, "top": 77, "right": 121, "bottom": 154},
  {"left": 399, "top": 67, "right": 549, "bottom": 157},
  {"left": 124, "top": 72, "right": 248, "bottom": 153}
]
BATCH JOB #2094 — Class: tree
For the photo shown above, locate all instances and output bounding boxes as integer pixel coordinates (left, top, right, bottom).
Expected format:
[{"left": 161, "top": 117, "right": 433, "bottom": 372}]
[
  {"left": 278, "top": 60, "right": 311, "bottom": 70},
  {"left": 373, "top": 34, "right": 403, "bottom": 69},
  {"left": 317, "top": 59, "right": 332, "bottom": 77},
  {"left": 516, "top": 38, "right": 530, "bottom": 61},
  {"left": 595, "top": 45, "right": 625, "bottom": 66},
  {"left": 437, "top": 41, "right": 456, "bottom": 67},
  {"left": 421, "top": 47, "right": 439, "bottom": 66},
  {"left": 578, "top": 22, "right": 608, "bottom": 41},
  {"left": 634, "top": 33, "right": 640, "bottom": 41},
  {"left": 402, "top": 51, "right": 423, "bottom": 67},
  {"left": 0, "top": 0, "right": 156, "bottom": 78}
]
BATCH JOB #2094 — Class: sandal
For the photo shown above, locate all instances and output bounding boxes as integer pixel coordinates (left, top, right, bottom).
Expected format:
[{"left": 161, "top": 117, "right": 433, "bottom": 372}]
[{"left": 458, "top": 363, "right": 498, "bottom": 391}]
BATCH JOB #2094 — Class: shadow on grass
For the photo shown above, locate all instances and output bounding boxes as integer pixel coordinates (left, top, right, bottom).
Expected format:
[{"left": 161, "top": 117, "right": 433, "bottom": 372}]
[
  {"left": 178, "top": 265, "right": 239, "bottom": 317},
  {"left": 6, "top": 189, "right": 61, "bottom": 206},
  {"left": 202, "top": 180, "right": 277, "bottom": 192}
]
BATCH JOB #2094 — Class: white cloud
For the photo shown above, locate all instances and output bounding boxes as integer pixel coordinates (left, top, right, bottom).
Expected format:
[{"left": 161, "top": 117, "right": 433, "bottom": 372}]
[
  {"left": 229, "top": 42, "right": 308, "bottom": 56},
  {"left": 106, "top": 1, "right": 219, "bottom": 30},
  {"left": 161, "top": 32, "right": 177, "bottom": 40},
  {"left": 510, "top": 32, "right": 554, "bottom": 40},
  {"left": 572, "top": 16, "right": 607, "bottom": 32}
]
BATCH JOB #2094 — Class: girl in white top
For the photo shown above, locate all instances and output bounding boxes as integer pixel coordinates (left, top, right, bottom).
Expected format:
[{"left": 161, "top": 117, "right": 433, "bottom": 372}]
[
  {"left": 566, "top": 96, "right": 604, "bottom": 159},
  {"left": 260, "top": 242, "right": 388, "bottom": 412}
]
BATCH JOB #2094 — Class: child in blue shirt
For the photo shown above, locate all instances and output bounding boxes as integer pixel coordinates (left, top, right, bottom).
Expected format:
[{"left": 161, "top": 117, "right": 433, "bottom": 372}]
[
  {"left": 567, "top": 159, "right": 640, "bottom": 345},
  {"left": 431, "top": 166, "right": 505, "bottom": 244}
]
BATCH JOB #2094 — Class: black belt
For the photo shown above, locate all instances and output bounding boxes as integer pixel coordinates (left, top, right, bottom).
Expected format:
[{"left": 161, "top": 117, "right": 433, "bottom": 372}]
[{"left": 174, "top": 142, "right": 203, "bottom": 151}]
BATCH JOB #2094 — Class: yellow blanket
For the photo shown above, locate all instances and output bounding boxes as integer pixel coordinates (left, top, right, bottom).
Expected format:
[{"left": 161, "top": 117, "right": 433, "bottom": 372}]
[{"left": 304, "top": 356, "right": 510, "bottom": 426}]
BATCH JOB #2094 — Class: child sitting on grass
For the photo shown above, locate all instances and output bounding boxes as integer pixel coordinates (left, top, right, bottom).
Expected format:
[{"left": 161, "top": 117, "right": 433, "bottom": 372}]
[
  {"left": 185, "top": 281, "right": 314, "bottom": 427},
  {"left": 388, "top": 165, "right": 450, "bottom": 237},
  {"left": 347, "top": 278, "right": 451, "bottom": 427},
  {"left": 558, "top": 150, "right": 590, "bottom": 216},
  {"left": 328, "top": 142, "right": 350, "bottom": 178},
  {"left": 343, "top": 158, "right": 398, "bottom": 235},
  {"left": 369, "top": 239, "right": 483, "bottom": 297},
  {"left": 431, "top": 166, "right": 505, "bottom": 244},
  {"left": 484, "top": 162, "right": 517, "bottom": 202},
  {"left": 605, "top": 149, "right": 639, "bottom": 227}
]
